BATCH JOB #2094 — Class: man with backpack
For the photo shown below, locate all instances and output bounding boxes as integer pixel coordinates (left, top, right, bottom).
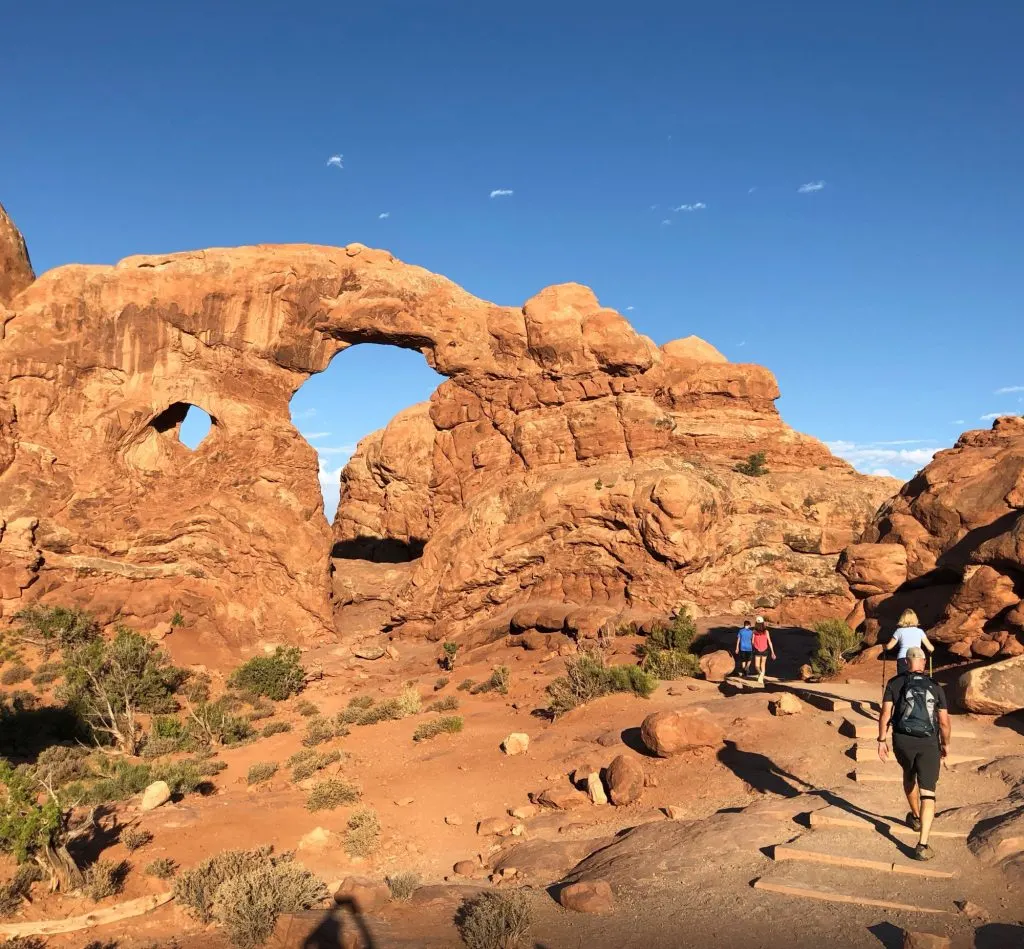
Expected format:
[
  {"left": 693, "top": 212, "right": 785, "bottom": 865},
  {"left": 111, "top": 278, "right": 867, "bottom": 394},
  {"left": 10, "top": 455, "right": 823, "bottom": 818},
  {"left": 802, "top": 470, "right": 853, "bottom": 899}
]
[{"left": 877, "top": 647, "right": 951, "bottom": 861}]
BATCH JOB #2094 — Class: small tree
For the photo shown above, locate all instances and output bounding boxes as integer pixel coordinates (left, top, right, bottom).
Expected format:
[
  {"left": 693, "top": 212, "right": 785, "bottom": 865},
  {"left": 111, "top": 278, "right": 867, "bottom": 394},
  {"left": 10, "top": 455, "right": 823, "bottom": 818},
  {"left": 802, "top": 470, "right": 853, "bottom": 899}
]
[
  {"left": 59, "top": 627, "right": 186, "bottom": 756},
  {"left": 228, "top": 647, "right": 305, "bottom": 701},
  {"left": 439, "top": 641, "right": 459, "bottom": 672},
  {"left": 811, "top": 619, "right": 860, "bottom": 676},
  {"left": 734, "top": 451, "right": 769, "bottom": 477},
  {"left": 0, "top": 760, "right": 93, "bottom": 892},
  {"left": 12, "top": 606, "right": 99, "bottom": 658}
]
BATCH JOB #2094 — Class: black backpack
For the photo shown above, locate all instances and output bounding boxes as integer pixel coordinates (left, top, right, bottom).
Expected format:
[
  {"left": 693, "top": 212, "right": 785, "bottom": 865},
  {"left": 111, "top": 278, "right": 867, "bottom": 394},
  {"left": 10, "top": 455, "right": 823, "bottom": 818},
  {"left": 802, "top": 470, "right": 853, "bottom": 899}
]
[{"left": 893, "top": 673, "right": 940, "bottom": 738}]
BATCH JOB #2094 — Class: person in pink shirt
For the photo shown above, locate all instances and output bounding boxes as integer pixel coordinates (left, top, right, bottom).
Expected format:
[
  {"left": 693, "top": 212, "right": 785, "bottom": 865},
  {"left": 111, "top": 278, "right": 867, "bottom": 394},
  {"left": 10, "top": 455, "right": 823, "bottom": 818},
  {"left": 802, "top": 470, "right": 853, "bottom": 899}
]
[{"left": 751, "top": 615, "right": 776, "bottom": 684}]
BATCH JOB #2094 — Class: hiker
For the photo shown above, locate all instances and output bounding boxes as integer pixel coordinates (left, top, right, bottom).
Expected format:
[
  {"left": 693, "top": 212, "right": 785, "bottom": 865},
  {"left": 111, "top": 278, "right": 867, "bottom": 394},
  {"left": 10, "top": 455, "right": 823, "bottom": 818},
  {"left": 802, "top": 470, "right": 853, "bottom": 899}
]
[
  {"left": 877, "top": 646, "right": 951, "bottom": 861},
  {"left": 734, "top": 619, "right": 754, "bottom": 677},
  {"left": 884, "top": 609, "right": 935, "bottom": 676},
  {"left": 751, "top": 616, "right": 776, "bottom": 685}
]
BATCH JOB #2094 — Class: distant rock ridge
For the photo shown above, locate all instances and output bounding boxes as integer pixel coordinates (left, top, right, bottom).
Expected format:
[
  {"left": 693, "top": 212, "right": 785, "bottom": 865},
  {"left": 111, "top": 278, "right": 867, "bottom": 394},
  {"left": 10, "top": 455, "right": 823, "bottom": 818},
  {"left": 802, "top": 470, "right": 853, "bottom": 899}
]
[{"left": 0, "top": 204, "right": 894, "bottom": 650}]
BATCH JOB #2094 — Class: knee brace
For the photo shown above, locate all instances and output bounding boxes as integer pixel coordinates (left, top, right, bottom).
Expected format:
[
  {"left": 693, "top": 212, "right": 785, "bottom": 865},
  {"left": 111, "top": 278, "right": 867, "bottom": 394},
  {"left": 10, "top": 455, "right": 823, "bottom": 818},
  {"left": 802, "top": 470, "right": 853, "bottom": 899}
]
[{"left": 920, "top": 789, "right": 936, "bottom": 801}]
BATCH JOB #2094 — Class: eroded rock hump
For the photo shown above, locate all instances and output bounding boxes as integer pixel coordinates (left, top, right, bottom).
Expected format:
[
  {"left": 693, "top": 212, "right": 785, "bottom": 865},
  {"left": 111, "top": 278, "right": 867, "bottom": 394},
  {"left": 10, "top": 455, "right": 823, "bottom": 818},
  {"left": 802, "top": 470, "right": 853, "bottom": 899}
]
[
  {"left": 839, "top": 416, "right": 1024, "bottom": 669},
  {"left": 0, "top": 202, "right": 35, "bottom": 308},
  {"left": 0, "top": 204, "right": 894, "bottom": 650}
]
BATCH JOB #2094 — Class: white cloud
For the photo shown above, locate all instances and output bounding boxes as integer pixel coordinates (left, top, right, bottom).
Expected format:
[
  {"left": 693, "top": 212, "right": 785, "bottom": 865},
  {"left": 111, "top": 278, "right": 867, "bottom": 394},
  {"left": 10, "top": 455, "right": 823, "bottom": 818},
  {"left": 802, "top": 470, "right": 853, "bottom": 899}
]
[
  {"left": 378, "top": 212, "right": 390, "bottom": 219},
  {"left": 661, "top": 219, "right": 672, "bottom": 226},
  {"left": 326, "top": 155, "right": 343, "bottom": 169},
  {"left": 292, "top": 407, "right": 317, "bottom": 420},
  {"left": 673, "top": 202, "right": 707, "bottom": 212},
  {"left": 748, "top": 187, "right": 757, "bottom": 194},
  {"left": 951, "top": 420, "right": 965, "bottom": 425},
  {"left": 980, "top": 412, "right": 1008, "bottom": 421},
  {"left": 798, "top": 181, "right": 826, "bottom": 193},
  {"left": 995, "top": 385, "right": 1024, "bottom": 394},
  {"left": 302, "top": 431, "right": 332, "bottom": 440},
  {"left": 626, "top": 306, "right": 634, "bottom": 311},
  {"left": 737, "top": 340, "right": 747, "bottom": 347},
  {"left": 317, "top": 444, "right": 358, "bottom": 456},
  {"left": 489, "top": 189, "right": 513, "bottom": 198},
  {"left": 826, "top": 439, "right": 940, "bottom": 474},
  {"left": 649, "top": 204, "right": 658, "bottom": 211},
  {"left": 871, "top": 468, "right": 895, "bottom": 478}
]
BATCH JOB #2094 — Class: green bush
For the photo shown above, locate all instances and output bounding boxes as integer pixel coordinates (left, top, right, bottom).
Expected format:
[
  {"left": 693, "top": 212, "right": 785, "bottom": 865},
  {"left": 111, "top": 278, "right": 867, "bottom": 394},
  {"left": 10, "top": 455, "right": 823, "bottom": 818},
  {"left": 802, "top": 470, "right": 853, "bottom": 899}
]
[
  {"left": 735, "top": 451, "right": 769, "bottom": 477},
  {"left": 811, "top": 619, "right": 860, "bottom": 676},
  {"left": 353, "top": 688, "right": 420, "bottom": 726},
  {"left": 186, "top": 699, "right": 254, "bottom": 747},
  {"left": 82, "top": 859, "right": 128, "bottom": 901},
  {"left": 306, "top": 779, "right": 360, "bottom": 812},
  {"left": 246, "top": 762, "right": 278, "bottom": 786},
  {"left": 440, "top": 641, "right": 459, "bottom": 671},
  {"left": 121, "top": 827, "right": 152, "bottom": 852},
  {"left": 456, "top": 890, "right": 532, "bottom": 949},
  {"left": 301, "top": 716, "right": 342, "bottom": 747},
  {"left": 13, "top": 605, "right": 99, "bottom": 657},
  {"left": 295, "top": 700, "right": 319, "bottom": 717},
  {"left": 145, "top": 857, "right": 177, "bottom": 880},
  {"left": 0, "top": 665, "right": 30, "bottom": 686},
  {"left": 344, "top": 808, "right": 380, "bottom": 858},
  {"left": 428, "top": 696, "right": 459, "bottom": 713},
  {"left": 471, "top": 666, "right": 510, "bottom": 696},
  {"left": 546, "top": 651, "right": 657, "bottom": 717},
  {"left": 386, "top": 871, "right": 420, "bottom": 901},
  {"left": 456, "top": 679, "right": 475, "bottom": 692},
  {"left": 434, "top": 676, "right": 449, "bottom": 691},
  {"left": 211, "top": 858, "right": 327, "bottom": 949},
  {"left": 637, "top": 609, "right": 702, "bottom": 680},
  {"left": 227, "top": 647, "right": 305, "bottom": 702},
  {"left": 174, "top": 847, "right": 275, "bottom": 924},
  {"left": 289, "top": 749, "right": 341, "bottom": 783},
  {"left": 32, "top": 745, "right": 90, "bottom": 787},
  {"left": 336, "top": 695, "right": 374, "bottom": 725},
  {"left": 261, "top": 721, "right": 291, "bottom": 738},
  {"left": 413, "top": 716, "right": 463, "bottom": 742},
  {"left": 30, "top": 665, "right": 61, "bottom": 688}
]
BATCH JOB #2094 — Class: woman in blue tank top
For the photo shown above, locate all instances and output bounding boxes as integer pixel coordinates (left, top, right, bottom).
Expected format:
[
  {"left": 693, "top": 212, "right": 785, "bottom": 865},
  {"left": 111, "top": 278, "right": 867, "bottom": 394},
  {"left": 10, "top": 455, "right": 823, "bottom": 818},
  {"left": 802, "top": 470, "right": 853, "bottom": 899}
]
[{"left": 884, "top": 609, "right": 935, "bottom": 675}]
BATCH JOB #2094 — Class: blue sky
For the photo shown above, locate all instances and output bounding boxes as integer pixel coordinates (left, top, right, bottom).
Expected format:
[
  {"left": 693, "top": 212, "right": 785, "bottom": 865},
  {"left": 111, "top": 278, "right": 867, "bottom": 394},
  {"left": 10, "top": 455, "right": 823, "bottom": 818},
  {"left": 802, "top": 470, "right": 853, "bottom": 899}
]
[{"left": 4, "top": 1, "right": 1023, "bottom": 517}]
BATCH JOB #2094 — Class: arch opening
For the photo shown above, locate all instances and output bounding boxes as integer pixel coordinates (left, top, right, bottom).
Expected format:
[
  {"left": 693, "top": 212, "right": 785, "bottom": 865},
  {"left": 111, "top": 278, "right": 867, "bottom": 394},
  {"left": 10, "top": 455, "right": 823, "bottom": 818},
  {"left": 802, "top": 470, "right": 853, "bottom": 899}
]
[
  {"left": 290, "top": 343, "right": 444, "bottom": 542},
  {"left": 151, "top": 402, "right": 214, "bottom": 450}
]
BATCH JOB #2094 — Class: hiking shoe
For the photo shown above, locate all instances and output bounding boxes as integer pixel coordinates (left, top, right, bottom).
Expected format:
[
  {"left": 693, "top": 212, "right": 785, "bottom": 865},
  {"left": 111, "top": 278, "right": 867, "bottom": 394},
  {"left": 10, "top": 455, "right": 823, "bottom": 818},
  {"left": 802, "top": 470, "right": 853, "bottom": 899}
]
[
  {"left": 907, "top": 812, "right": 922, "bottom": 832},
  {"left": 912, "top": 843, "right": 935, "bottom": 861}
]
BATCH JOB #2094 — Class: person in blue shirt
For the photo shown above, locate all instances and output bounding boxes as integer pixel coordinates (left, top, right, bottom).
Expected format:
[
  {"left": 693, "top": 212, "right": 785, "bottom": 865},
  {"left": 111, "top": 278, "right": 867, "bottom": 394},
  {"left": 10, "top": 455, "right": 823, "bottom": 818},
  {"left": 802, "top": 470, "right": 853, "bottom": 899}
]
[{"left": 734, "top": 620, "right": 754, "bottom": 677}]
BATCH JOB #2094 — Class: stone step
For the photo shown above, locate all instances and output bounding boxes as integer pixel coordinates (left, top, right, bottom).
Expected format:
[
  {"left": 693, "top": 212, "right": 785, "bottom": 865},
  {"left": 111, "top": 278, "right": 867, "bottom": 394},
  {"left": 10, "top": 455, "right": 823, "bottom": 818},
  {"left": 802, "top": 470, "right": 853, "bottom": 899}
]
[
  {"left": 851, "top": 769, "right": 903, "bottom": 784},
  {"left": 753, "top": 878, "right": 949, "bottom": 915},
  {"left": 840, "top": 717, "right": 977, "bottom": 740},
  {"left": 772, "top": 845, "right": 956, "bottom": 879},
  {"left": 849, "top": 744, "right": 986, "bottom": 766},
  {"left": 808, "top": 808, "right": 969, "bottom": 840}
]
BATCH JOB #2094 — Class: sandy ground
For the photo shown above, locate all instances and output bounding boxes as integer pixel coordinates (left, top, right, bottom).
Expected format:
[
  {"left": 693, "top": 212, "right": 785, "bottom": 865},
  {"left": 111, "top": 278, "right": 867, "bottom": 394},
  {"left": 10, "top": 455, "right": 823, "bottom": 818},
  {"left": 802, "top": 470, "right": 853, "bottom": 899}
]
[{"left": 3, "top": 621, "right": 1023, "bottom": 948}]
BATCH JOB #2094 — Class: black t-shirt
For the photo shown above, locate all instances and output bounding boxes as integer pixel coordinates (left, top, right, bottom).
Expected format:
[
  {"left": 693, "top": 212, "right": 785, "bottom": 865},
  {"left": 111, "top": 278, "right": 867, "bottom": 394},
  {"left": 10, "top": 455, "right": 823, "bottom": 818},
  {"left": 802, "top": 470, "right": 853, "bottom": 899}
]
[{"left": 884, "top": 674, "right": 947, "bottom": 738}]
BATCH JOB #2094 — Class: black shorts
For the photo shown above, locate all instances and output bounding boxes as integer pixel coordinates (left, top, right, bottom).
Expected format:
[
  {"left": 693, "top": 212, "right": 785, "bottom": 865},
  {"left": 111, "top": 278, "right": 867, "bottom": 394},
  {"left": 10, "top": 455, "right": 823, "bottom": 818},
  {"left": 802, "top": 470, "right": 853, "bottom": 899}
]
[
  {"left": 737, "top": 650, "right": 753, "bottom": 663},
  {"left": 753, "top": 648, "right": 769, "bottom": 657},
  {"left": 892, "top": 733, "right": 941, "bottom": 793}
]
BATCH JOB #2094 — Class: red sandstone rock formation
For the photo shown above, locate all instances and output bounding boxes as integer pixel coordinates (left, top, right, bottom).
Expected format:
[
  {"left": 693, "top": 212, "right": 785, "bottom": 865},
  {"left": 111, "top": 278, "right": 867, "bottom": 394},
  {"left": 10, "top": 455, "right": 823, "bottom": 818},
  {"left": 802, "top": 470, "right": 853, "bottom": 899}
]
[
  {"left": 0, "top": 202, "right": 34, "bottom": 308},
  {"left": 839, "top": 416, "right": 1024, "bottom": 667},
  {"left": 0, "top": 205, "right": 894, "bottom": 653}
]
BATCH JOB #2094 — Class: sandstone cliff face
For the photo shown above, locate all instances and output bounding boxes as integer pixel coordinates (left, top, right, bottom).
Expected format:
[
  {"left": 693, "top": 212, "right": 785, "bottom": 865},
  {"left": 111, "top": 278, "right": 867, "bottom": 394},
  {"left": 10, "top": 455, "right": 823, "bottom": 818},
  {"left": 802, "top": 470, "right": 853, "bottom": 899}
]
[
  {"left": 0, "top": 202, "right": 34, "bottom": 308},
  {"left": 0, "top": 205, "right": 893, "bottom": 651},
  {"left": 839, "top": 416, "right": 1024, "bottom": 661},
  {"left": 332, "top": 285, "right": 895, "bottom": 642}
]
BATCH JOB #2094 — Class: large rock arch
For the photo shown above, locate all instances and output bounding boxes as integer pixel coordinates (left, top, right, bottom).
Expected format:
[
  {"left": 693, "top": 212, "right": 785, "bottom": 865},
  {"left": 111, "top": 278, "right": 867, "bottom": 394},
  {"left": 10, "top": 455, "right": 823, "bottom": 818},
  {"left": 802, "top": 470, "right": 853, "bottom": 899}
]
[{"left": 0, "top": 207, "right": 896, "bottom": 654}]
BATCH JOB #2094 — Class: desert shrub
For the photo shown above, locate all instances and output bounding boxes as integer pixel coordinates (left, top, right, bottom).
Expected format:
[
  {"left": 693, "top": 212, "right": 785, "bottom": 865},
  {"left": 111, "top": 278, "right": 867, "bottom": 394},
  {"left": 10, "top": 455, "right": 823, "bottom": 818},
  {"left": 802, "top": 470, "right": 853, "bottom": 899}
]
[
  {"left": 811, "top": 619, "right": 860, "bottom": 676},
  {"left": 195, "top": 757, "right": 227, "bottom": 778},
  {"left": 413, "top": 716, "right": 463, "bottom": 742},
  {"left": 302, "top": 716, "right": 342, "bottom": 747},
  {"left": 121, "top": 827, "right": 153, "bottom": 852},
  {"left": 261, "top": 721, "right": 291, "bottom": 738},
  {"left": 295, "top": 700, "right": 319, "bottom": 717},
  {"left": 735, "top": 451, "right": 769, "bottom": 477},
  {"left": 428, "top": 696, "right": 459, "bottom": 713},
  {"left": 174, "top": 847, "right": 276, "bottom": 923},
  {"left": 471, "top": 666, "right": 510, "bottom": 696},
  {"left": 456, "top": 890, "right": 532, "bottom": 949},
  {"left": 152, "top": 715, "right": 185, "bottom": 740},
  {"left": 1, "top": 937, "right": 46, "bottom": 949},
  {"left": 182, "top": 671, "right": 211, "bottom": 705},
  {"left": 385, "top": 871, "right": 420, "bottom": 901},
  {"left": 637, "top": 609, "right": 701, "bottom": 680},
  {"left": 456, "top": 678, "right": 475, "bottom": 692},
  {"left": 0, "top": 864, "right": 41, "bottom": 916},
  {"left": 145, "top": 857, "right": 177, "bottom": 880},
  {"left": 227, "top": 647, "right": 304, "bottom": 702},
  {"left": 354, "top": 688, "right": 420, "bottom": 726},
  {"left": 306, "top": 779, "right": 360, "bottom": 812},
  {"left": 289, "top": 749, "right": 341, "bottom": 782},
  {"left": 82, "top": 859, "right": 129, "bottom": 901},
  {"left": 0, "top": 665, "right": 29, "bottom": 686},
  {"left": 13, "top": 605, "right": 99, "bottom": 657},
  {"left": 186, "top": 699, "right": 254, "bottom": 747},
  {"left": 336, "top": 695, "right": 375, "bottom": 725},
  {"left": 245, "top": 699, "right": 274, "bottom": 722},
  {"left": 59, "top": 628, "right": 186, "bottom": 755},
  {"left": 434, "top": 676, "right": 449, "bottom": 691},
  {"left": 211, "top": 858, "right": 327, "bottom": 949},
  {"left": 30, "top": 664, "right": 61, "bottom": 688},
  {"left": 344, "top": 808, "right": 380, "bottom": 858},
  {"left": 439, "top": 641, "right": 459, "bottom": 671},
  {"left": 546, "top": 651, "right": 656, "bottom": 717},
  {"left": 32, "top": 745, "right": 90, "bottom": 787},
  {"left": 246, "top": 762, "right": 278, "bottom": 786}
]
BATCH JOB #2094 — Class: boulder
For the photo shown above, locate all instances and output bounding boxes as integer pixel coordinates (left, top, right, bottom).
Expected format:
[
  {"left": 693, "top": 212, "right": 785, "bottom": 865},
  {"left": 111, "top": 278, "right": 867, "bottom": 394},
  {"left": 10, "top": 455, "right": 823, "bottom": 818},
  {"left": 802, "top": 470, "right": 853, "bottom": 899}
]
[
  {"left": 699, "top": 649, "right": 735, "bottom": 682},
  {"left": 769, "top": 693, "right": 803, "bottom": 716},
  {"left": 453, "top": 860, "right": 479, "bottom": 877},
  {"left": 140, "top": 781, "right": 172, "bottom": 812},
  {"left": 902, "top": 932, "right": 950, "bottom": 949},
  {"left": 334, "top": 877, "right": 390, "bottom": 913},
  {"left": 477, "top": 817, "right": 516, "bottom": 836},
  {"left": 605, "top": 755, "right": 645, "bottom": 806},
  {"left": 534, "top": 786, "right": 589, "bottom": 811},
  {"left": 837, "top": 544, "right": 908, "bottom": 596},
  {"left": 501, "top": 733, "right": 530, "bottom": 756},
  {"left": 558, "top": 880, "right": 615, "bottom": 914},
  {"left": 640, "top": 708, "right": 724, "bottom": 757},
  {"left": 957, "top": 655, "right": 1024, "bottom": 715},
  {"left": 0, "top": 202, "right": 34, "bottom": 306}
]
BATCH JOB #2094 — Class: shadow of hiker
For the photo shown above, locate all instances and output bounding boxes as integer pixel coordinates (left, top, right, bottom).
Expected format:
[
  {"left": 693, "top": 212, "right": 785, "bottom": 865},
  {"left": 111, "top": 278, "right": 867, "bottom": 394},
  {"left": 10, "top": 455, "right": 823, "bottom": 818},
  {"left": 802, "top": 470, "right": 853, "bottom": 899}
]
[
  {"left": 717, "top": 740, "right": 814, "bottom": 798},
  {"left": 973, "top": 922, "right": 1024, "bottom": 948},
  {"left": 867, "top": 921, "right": 905, "bottom": 949},
  {"left": 275, "top": 897, "right": 377, "bottom": 949}
]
